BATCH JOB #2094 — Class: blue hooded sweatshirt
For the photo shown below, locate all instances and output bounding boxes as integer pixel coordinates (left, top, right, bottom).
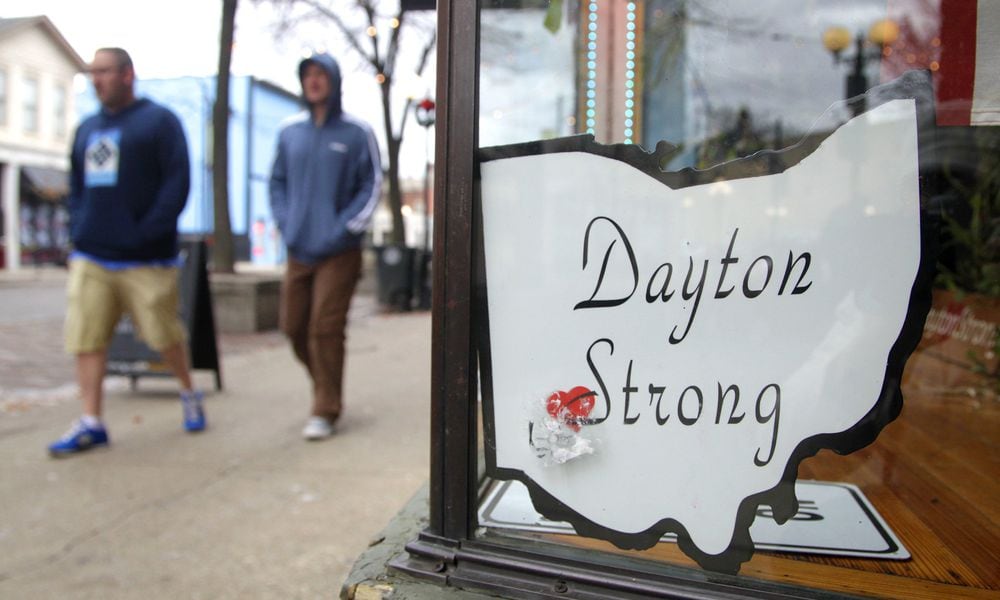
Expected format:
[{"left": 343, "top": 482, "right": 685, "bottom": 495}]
[
  {"left": 269, "top": 53, "right": 382, "bottom": 264},
  {"left": 68, "top": 98, "right": 190, "bottom": 262}
]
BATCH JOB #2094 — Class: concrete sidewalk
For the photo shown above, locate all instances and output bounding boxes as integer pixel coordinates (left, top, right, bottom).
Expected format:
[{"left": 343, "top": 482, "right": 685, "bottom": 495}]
[{"left": 0, "top": 270, "right": 431, "bottom": 599}]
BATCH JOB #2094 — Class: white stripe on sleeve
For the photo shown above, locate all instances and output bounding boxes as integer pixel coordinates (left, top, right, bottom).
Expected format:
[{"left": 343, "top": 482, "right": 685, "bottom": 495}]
[{"left": 346, "top": 118, "right": 383, "bottom": 234}]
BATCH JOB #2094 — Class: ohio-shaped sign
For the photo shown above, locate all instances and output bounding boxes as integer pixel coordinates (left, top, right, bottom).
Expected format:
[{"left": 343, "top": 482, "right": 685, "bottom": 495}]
[{"left": 477, "top": 95, "right": 934, "bottom": 573}]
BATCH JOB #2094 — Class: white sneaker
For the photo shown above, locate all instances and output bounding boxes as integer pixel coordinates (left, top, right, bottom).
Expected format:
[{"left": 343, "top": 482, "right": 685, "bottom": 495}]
[{"left": 302, "top": 417, "right": 333, "bottom": 440}]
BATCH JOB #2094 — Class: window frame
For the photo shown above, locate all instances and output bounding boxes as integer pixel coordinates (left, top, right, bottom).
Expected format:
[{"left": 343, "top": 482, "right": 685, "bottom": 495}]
[
  {"left": 22, "top": 74, "right": 40, "bottom": 135},
  {"left": 390, "top": 3, "right": 996, "bottom": 599}
]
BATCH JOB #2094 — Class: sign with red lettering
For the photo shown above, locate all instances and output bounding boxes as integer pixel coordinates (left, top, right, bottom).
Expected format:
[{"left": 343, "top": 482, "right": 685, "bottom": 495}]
[{"left": 477, "top": 98, "right": 932, "bottom": 573}]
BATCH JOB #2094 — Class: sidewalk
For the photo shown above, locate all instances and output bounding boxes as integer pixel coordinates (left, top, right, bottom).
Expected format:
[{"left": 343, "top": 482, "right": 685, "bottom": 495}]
[{"left": 0, "top": 269, "right": 432, "bottom": 599}]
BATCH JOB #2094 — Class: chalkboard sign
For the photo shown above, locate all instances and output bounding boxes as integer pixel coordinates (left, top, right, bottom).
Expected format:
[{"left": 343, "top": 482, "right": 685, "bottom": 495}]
[{"left": 106, "top": 238, "right": 222, "bottom": 390}]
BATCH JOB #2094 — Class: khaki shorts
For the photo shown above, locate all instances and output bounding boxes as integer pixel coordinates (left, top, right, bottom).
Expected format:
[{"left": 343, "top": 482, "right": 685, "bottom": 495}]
[{"left": 64, "top": 258, "right": 186, "bottom": 354}]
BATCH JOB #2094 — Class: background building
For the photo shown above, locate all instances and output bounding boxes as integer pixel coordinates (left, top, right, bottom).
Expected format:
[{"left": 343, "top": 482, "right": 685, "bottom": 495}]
[
  {"left": 0, "top": 15, "right": 85, "bottom": 270},
  {"left": 1, "top": 14, "right": 307, "bottom": 271}
]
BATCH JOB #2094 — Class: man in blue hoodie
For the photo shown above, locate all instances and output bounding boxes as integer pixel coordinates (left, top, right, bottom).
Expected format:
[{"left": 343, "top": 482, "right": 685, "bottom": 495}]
[
  {"left": 270, "top": 53, "right": 382, "bottom": 440},
  {"left": 48, "top": 48, "right": 206, "bottom": 456}
]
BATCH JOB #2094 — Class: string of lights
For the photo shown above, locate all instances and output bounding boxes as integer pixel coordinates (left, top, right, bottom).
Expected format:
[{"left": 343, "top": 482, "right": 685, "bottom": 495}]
[
  {"left": 624, "top": 2, "right": 637, "bottom": 143},
  {"left": 585, "top": 1, "right": 598, "bottom": 135}
]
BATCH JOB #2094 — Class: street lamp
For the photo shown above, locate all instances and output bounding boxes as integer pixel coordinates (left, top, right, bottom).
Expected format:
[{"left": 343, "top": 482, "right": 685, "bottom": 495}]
[
  {"left": 414, "top": 97, "right": 435, "bottom": 310},
  {"left": 822, "top": 19, "right": 899, "bottom": 117},
  {"left": 414, "top": 99, "right": 435, "bottom": 245}
]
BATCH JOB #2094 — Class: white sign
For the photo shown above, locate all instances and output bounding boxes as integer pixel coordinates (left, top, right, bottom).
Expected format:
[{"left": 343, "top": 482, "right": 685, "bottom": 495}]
[
  {"left": 479, "top": 100, "right": 924, "bottom": 572},
  {"left": 479, "top": 480, "right": 910, "bottom": 560}
]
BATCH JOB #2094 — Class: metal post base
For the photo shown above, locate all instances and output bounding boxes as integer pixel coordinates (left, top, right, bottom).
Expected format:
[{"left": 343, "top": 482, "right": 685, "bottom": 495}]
[{"left": 389, "top": 529, "right": 861, "bottom": 600}]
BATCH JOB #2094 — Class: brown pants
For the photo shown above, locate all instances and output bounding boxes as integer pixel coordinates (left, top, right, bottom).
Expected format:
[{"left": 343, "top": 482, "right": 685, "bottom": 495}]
[{"left": 280, "top": 250, "right": 362, "bottom": 421}]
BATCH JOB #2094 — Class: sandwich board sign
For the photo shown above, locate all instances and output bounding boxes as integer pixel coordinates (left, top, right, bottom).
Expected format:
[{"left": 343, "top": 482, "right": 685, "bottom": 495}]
[
  {"left": 477, "top": 79, "right": 934, "bottom": 573},
  {"left": 106, "top": 238, "right": 222, "bottom": 391}
]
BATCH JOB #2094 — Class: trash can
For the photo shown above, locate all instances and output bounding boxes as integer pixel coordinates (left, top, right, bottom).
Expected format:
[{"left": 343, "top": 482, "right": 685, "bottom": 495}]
[
  {"left": 413, "top": 247, "right": 432, "bottom": 310},
  {"left": 375, "top": 244, "right": 415, "bottom": 311}
]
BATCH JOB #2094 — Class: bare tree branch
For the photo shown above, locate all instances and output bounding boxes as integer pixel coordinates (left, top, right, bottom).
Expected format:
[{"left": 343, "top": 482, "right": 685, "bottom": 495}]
[
  {"left": 297, "top": 0, "right": 377, "bottom": 69},
  {"left": 383, "top": 11, "right": 405, "bottom": 79},
  {"left": 361, "top": 2, "right": 383, "bottom": 70}
]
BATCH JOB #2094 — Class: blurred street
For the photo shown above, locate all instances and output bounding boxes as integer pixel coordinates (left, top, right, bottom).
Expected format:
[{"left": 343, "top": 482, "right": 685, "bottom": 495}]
[{"left": 0, "top": 266, "right": 431, "bottom": 599}]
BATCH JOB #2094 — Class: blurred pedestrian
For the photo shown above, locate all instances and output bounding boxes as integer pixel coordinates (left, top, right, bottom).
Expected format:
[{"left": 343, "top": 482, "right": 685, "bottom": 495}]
[
  {"left": 269, "top": 53, "right": 381, "bottom": 440},
  {"left": 48, "top": 47, "right": 205, "bottom": 457}
]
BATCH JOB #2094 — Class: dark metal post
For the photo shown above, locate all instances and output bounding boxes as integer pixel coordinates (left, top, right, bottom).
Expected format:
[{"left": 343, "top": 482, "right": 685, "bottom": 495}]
[
  {"left": 846, "top": 35, "right": 868, "bottom": 117},
  {"left": 428, "top": 0, "right": 480, "bottom": 541}
]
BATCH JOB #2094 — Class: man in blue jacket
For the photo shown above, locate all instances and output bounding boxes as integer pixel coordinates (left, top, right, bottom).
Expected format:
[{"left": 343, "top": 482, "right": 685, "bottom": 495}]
[
  {"left": 270, "top": 53, "right": 382, "bottom": 440},
  {"left": 48, "top": 48, "right": 205, "bottom": 456}
]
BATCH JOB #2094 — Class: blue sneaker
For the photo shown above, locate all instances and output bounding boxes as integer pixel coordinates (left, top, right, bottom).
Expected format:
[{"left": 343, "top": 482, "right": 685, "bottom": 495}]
[
  {"left": 181, "top": 390, "right": 206, "bottom": 432},
  {"left": 48, "top": 419, "right": 109, "bottom": 456}
]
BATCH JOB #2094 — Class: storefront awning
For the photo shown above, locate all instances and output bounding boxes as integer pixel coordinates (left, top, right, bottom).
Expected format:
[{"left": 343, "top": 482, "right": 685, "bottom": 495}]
[{"left": 20, "top": 165, "right": 69, "bottom": 201}]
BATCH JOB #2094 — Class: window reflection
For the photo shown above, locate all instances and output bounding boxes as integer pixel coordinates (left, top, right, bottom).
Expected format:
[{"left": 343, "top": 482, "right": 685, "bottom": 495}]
[
  {"left": 477, "top": 0, "right": 998, "bottom": 596},
  {"left": 480, "top": 0, "right": 987, "bottom": 168}
]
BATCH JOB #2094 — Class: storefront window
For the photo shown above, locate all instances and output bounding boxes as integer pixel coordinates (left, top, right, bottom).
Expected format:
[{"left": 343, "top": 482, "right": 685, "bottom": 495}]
[{"left": 473, "top": 1, "right": 997, "bottom": 597}]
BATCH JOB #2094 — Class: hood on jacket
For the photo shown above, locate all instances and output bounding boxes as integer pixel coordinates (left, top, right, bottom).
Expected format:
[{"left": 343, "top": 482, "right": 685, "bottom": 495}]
[{"left": 298, "top": 52, "right": 342, "bottom": 121}]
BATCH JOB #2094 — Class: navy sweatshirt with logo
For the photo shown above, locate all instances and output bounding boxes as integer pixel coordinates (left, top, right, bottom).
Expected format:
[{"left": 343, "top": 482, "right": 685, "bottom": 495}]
[
  {"left": 68, "top": 98, "right": 190, "bottom": 262},
  {"left": 269, "top": 53, "right": 382, "bottom": 264}
]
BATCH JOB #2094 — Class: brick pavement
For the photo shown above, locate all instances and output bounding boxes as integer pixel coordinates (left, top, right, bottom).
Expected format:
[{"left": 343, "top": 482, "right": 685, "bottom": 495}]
[{"left": 0, "top": 269, "right": 383, "bottom": 414}]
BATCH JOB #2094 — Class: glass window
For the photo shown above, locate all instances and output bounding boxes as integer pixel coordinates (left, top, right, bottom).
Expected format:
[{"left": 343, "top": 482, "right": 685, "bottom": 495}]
[
  {"left": 474, "top": 1, "right": 998, "bottom": 598},
  {"left": 22, "top": 76, "right": 39, "bottom": 134},
  {"left": 52, "top": 83, "right": 67, "bottom": 138},
  {"left": 0, "top": 69, "right": 8, "bottom": 127}
]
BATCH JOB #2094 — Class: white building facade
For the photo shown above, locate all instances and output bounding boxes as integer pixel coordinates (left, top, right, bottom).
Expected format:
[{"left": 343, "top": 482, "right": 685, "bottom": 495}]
[{"left": 0, "top": 15, "right": 85, "bottom": 270}]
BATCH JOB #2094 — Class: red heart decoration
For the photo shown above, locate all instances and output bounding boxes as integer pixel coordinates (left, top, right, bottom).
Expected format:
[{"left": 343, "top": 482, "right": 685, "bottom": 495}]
[{"left": 546, "top": 386, "right": 597, "bottom": 432}]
